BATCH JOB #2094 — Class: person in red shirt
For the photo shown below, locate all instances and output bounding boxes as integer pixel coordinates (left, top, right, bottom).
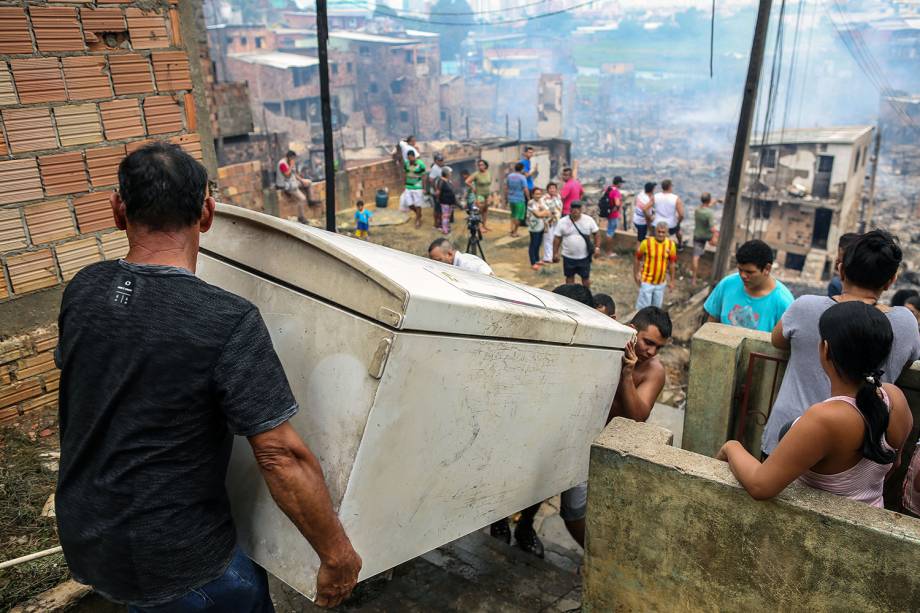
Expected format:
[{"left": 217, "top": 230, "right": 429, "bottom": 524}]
[
  {"left": 603, "top": 176, "right": 625, "bottom": 257},
  {"left": 559, "top": 166, "right": 584, "bottom": 216}
]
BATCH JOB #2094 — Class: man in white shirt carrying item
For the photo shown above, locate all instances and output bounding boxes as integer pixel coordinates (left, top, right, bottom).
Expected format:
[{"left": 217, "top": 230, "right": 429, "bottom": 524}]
[
  {"left": 397, "top": 135, "right": 419, "bottom": 162},
  {"left": 552, "top": 200, "right": 600, "bottom": 288},
  {"left": 653, "top": 179, "right": 684, "bottom": 240},
  {"left": 428, "top": 238, "right": 494, "bottom": 276},
  {"left": 276, "top": 150, "right": 312, "bottom": 224}
]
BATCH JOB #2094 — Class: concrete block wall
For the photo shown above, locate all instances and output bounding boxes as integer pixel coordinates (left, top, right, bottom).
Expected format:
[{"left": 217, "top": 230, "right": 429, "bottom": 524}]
[
  {"left": 584, "top": 418, "right": 920, "bottom": 612},
  {"left": 0, "top": 0, "right": 207, "bottom": 306}
]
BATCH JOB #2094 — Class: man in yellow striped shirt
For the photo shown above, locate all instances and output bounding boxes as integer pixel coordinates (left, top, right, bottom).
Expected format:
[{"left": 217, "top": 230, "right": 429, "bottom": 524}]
[{"left": 634, "top": 220, "right": 678, "bottom": 309}]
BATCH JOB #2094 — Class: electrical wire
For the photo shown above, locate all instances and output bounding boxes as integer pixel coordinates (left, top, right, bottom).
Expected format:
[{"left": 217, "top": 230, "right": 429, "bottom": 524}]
[
  {"left": 372, "top": 0, "right": 555, "bottom": 16},
  {"left": 709, "top": 0, "right": 716, "bottom": 78},
  {"left": 352, "top": 0, "right": 598, "bottom": 25}
]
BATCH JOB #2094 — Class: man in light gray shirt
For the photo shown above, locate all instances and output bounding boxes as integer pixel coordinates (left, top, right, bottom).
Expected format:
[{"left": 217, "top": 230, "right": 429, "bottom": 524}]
[{"left": 762, "top": 230, "right": 920, "bottom": 456}]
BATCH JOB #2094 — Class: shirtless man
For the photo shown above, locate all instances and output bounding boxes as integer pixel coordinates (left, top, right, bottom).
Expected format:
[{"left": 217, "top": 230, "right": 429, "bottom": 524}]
[
  {"left": 608, "top": 306, "right": 671, "bottom": 423},
  {"left": 561, "top": 306, "right": 671, "bottom": 548}
]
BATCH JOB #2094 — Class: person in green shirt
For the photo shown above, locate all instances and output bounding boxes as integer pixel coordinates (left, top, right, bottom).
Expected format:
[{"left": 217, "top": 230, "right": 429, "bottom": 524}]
[
  {"left": 400, "top": 150, "right": 428, "bottom": 229},
  {"left": 465, "top": 159, "right": 493, "bottom": 233},
  {"left": 692, "top": 192, "right": 719, "bottom": 284}
]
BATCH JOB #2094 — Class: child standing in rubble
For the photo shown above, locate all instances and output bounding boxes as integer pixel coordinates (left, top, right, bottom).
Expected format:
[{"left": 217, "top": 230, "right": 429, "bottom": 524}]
[{"left": 717, "top": 301, "right": 912, "bottom": 507}]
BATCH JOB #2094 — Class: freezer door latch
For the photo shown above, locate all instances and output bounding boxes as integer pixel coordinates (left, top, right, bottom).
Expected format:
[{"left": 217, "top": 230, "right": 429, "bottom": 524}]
[{"left": 368, "top": 337, "right": 393, "bottom": 380}]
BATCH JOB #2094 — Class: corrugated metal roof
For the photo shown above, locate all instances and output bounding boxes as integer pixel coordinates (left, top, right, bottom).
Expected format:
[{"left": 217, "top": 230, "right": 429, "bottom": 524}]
[
  {"left": 30, "top": 6, "right": 85, "bottom": 52},
  {"left": 85, "top": 143, "right": 126, "bottom": 188},
  {"left": 100, "top": 230, "right": 129, "bottom": 259},
  {"left": 751, "top": 126, "right": 875, "bottom": 147},
  {"left": 80, "top": 7, "right": 127, "bottom": 33},
  {"left": 108, "top": 53, "right": 154, "bottom": 95},
  {"left": 11, "top": 57, "right": 67, "bottom": 104},
  {"left": 24, "top": 199, "right": 76, "bottom": 245},
  {"left": 143, "top": 95, "right": 183, "bottom": 134},
  {"left": 330, "top": 31, "right": 417, "bottom": 45},
  {"left": 3, "top": 108, "right": 58, "bottom": 154},
  {"left": 100, "top": 98, "right": 145, "bottom": 140},
  {"left": 0, "top": 159, "right": 43, "bottom": 206},
  {"left": 39, "top": 151, "right": 89, "bottom": 197},
  {"left": 56, "top": 236, "right": 103, "bottom": 281},
  {"left": 55, "top": 104, "right": 104, "bottom": 147},
  {"left": 126, "top": 8, "right": 170, "bottom": 49},
  {"left": 63, "top": 56, "right": 113, "bottom": 100},
  {"left": 0, "top": 7, "right": 35, "bottom": 54},
  {"left": 228, "top": 52, "right": 320, "bottom": 69},
  {"left": 0, "top": 208, "right": 27, "bottom": 252},
  {"left": 0, "top": 63, "right": 16, "bottom": 106},
  {"left": 6, "top": 249, "right": 59, "bottom": 295},
  {"left": 73, "top": 191, "right": 115, "bottom": 233},
  {"left": 152, "top": 51, "right": 192, "bottom": 91}
]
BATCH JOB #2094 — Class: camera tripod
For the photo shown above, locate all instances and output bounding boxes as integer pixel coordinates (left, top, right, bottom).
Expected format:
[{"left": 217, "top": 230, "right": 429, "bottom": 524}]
[{"left": 466, "top": 225, "right": 486, "bottom": 261}]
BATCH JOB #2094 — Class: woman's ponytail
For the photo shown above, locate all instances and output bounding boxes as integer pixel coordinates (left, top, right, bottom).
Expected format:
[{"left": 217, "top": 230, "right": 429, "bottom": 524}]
[
  {"left": 854, "top": 371, "right": 895, "bottom": 464},
  {"left": 819, "top": 302, "right": 895, "bottom": 465}
]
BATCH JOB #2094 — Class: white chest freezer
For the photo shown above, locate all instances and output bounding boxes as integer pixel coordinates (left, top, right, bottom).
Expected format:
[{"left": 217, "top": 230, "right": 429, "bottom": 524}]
[{"left": 197, "top": 204, "right": 633, "bottom": 599}]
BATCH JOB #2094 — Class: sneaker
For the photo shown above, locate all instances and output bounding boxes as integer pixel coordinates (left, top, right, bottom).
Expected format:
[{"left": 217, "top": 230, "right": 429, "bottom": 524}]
[
  {"left": 513, "top": 524, "right": 545, "bottom": 558},
  {"left": 490, "top": 519, "right": 511, "bottom": 544}
]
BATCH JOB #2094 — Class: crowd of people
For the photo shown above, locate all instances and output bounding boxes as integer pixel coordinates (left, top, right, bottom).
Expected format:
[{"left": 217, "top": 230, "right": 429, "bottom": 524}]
[{"left": 52, "top": 141, "right": 920, "bottom": 612}]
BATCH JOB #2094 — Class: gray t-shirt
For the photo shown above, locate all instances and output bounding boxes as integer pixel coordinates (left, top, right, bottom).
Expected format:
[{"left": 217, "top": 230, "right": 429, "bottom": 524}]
[{"left": 761, "top": 295, "right": 920, "bottom": 454}]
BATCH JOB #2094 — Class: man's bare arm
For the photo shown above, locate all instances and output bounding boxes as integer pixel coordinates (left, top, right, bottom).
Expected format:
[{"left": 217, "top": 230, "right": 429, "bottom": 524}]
[
  {"left": 552, "top": 235, "right": 562, "bottom": 261},
  {"left": 676, "top": 197, "right": 685, "bottom": 223},
  {"left": 249, "top": 422, "right": 361, "bottom": 607},
  {"left": 615, "top": 364, "right": 665, "bottom": 422}
]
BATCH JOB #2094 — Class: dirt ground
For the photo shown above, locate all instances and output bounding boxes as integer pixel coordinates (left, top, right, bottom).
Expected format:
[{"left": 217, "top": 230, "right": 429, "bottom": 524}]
[
  {"left": 0, "top": 425, "right": 67, "bottom": 611},
  {"left": 333, "top": 205, "right": 693, "bottom": 406}
]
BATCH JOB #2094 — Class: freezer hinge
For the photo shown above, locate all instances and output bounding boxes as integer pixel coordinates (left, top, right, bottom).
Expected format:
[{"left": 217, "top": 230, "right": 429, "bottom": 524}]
[{"left": 368, "top": 337, "right": 393, "bottom": 379}]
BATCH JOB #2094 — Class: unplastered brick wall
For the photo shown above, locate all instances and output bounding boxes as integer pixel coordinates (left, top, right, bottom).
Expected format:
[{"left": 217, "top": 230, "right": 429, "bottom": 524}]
[
  {"left": 0, "top": 325, "right": 58, "bottom": 423},
  {"left": 0, "top": 0, "right": 204, "bottom": 304}
]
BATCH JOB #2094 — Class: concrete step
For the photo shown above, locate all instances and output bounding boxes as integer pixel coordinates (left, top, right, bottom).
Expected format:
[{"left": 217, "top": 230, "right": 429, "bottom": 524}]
[{"left": 269, "top": 530, "right": 582, "bottom": 612}]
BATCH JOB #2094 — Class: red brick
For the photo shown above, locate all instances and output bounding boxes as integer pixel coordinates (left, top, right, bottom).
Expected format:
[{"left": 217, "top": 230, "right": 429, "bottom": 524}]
[
  {"left": 126, "top": 9, "right": 170, "bottom": 49},
  {"left": 40, "top": 151, "right": 89, "bottom": 197},
  {"left": 108, "top": 53, "right": 154, "bottom": 95},
  {"left": 0, "top": 158, "right": 43, "bottom": 205},
  {"left": 85, "top": 144, "right": 126, "bottom": 188},
  {"left": 24, "top": 200, "right": 77, "bottom": 245},
  {"left": 100, "top": 98, "right": 145, "bottom": 140},
  {"left": 30, "top": 6, "right": 85, "bottom": 52},
  {"left": 144, "top": 95, "right": 183, "bottom": 135},
  {"left": 3, "top": 108, "right": 58, "bottom": 154},
  {"left": 6, "top": 249, "right": 59, "bottom": 294},
  {"left": 73, "top": 192, "right": 115, "bottom": 233},
  {"left": 10, "top": 57, "right": 66, "bottom": 104},
  {"left": 63, "top": 55, "right": 112, "bottom": 100},
  {"left": 0, "top": 7, "right": 34, "bottom": 54}
]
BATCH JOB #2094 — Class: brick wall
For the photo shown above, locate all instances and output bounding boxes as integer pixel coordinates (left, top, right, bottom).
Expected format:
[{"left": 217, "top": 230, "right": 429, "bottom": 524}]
[
  {"left": 217, "top": 160, "right": 264, "bottom": 212},
  {"left": 0, "top": 0, "right": 207, "bottom": 306},
  {"left": 0, "top": 325, "right": 58, "bottom": 423}
]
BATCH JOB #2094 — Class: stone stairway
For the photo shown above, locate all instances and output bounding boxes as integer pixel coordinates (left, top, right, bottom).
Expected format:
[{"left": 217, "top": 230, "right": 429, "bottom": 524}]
[{"left": 269, "top": 529, "right": 583, "bottom": 612}]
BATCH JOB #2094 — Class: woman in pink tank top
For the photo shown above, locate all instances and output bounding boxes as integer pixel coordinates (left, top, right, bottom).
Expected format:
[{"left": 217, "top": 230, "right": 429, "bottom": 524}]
[{"left": 717, "top": 301, "right": 912, "bottom": 507}]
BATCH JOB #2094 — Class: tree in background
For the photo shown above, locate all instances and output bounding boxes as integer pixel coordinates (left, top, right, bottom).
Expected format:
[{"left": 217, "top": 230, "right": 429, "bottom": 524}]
[{"left": 427, "top": 0, "right": 475, "bottom": 61}]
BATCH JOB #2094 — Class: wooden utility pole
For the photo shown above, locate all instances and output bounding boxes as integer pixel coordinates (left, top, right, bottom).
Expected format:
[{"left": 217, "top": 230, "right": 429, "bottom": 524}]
[
  {"left": 712, "top": 0, "right": 774, "bottom": 281},
  {"left": 316, "top": 0, "right": 336, "bottom": 232}
]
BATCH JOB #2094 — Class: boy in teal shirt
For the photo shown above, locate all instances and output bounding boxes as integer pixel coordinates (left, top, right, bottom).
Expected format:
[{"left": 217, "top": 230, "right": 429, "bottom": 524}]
[{"left": 705, "top": 239, "right": 793, "bottom": 332}]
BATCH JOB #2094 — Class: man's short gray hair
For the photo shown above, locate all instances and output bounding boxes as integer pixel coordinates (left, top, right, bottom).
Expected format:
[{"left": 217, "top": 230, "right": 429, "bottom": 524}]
[
  {"left": 655, "top": 220, "right": 670, "bottom": 229},
  {"left": 428, "top": 237, "right": 453, "bottom": 254}
]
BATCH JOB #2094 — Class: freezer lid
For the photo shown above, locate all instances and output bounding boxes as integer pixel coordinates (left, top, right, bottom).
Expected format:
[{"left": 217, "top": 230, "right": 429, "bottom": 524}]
[{"left": 200, "top": 205, "right": 632, "bottom": 348}]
